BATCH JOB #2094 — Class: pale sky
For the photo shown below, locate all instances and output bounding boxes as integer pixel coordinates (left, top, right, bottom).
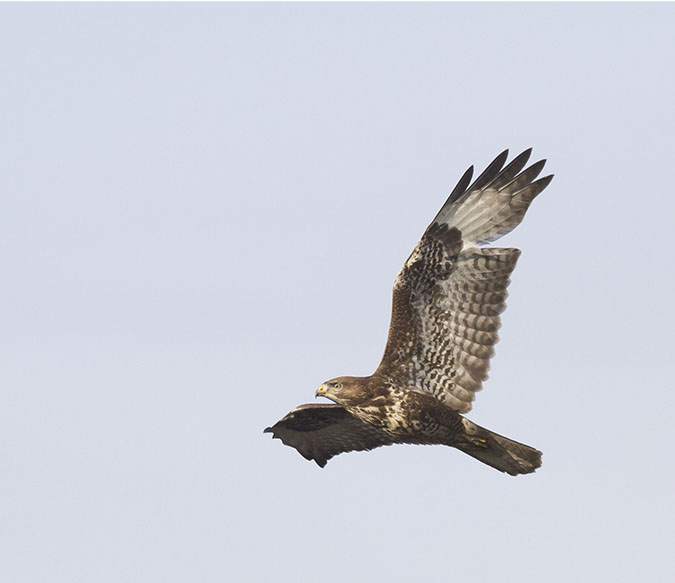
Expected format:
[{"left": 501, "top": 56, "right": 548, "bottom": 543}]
[{"left": 1, "top": 3, "right": 674, "bottom": 582}]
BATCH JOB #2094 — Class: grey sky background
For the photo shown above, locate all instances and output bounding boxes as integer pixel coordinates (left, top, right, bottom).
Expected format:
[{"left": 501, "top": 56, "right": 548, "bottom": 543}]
[{"left": 1, "top": 3, "right": 674, "bottom": 582}]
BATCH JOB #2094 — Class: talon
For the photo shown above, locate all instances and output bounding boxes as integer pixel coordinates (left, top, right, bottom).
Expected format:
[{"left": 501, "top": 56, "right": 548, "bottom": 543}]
[{"left": 469, "top": 437, "right": 488, "bottom": 448}]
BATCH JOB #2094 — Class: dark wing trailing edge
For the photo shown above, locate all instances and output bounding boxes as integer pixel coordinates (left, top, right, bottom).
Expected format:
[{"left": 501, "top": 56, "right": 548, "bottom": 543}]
[
  {"left": 264, "top": 404, "right": 395, "bottom": 467},
  {"left": 376, "top": 149, "right": 553, "bottom": 413}
]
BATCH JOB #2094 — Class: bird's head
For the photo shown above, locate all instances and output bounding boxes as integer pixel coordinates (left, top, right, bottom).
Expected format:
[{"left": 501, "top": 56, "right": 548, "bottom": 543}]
[{"left": 315, "top": 376, "right": 370, "bottom": 406}]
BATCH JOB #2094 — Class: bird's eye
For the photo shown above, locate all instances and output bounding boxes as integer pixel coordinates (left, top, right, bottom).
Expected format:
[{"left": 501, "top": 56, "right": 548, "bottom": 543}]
[{"left": 334, "top": 383, "right": 342, "bottom": 389}]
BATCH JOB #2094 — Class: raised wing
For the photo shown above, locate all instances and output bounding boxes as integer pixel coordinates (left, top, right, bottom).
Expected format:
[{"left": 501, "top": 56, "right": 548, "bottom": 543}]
[
  {"left": 264, "top": 404, "right": 395, "bottom": 467},
  {"left": 375, "top": 149, "right": 553, "bottom": 413}
]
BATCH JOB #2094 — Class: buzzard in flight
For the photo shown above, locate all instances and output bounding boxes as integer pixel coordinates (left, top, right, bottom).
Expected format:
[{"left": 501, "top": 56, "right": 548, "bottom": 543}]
[{"left": 265, "top": 149, "right": 552, "bottom": 475}]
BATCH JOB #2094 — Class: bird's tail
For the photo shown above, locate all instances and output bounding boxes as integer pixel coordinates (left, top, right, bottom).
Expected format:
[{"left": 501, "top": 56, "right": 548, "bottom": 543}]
[{"left": 455, "top": 418, "right": 542, "bottom": 476}]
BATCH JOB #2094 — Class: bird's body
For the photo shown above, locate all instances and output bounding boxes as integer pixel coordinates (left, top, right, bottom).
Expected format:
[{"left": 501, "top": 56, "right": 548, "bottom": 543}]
[
  {"left": 335, "top": 377, "right": 463, "bottom": 444},
  {"left": 265, "top": 149, "right": 553, "bottom": 475}
]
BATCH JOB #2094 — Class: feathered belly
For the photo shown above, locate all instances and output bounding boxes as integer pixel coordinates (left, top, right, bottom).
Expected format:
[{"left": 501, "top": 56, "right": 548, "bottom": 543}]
[{"left": 348, "top": 391, "right": 460, "bottom": 444}]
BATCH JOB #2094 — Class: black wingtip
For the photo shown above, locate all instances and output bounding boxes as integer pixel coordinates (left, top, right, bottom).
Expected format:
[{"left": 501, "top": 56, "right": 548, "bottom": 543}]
[
  {"left": 442, "top": 164, "right": 474, "bottom": 208},
  {"left": 529, "top": 158, "right": 547, "bottom": 176},
  {"left": 469, "top": 149, "right": 510, "bottom": 192},
  {"left": 517, "top": 148, "right": 533, "bottom": 165},
  {"left": 537, "top": 174, "right": 554, "bottom": 187},
  {"left": 526, "top": 174, "right": 555, "bottom": 200},
  {"left": 454, "top": 164, "right": 474, "bottom": 193},
  {"left": 494, "top": 149, "right": 510, "bottom": 170}
]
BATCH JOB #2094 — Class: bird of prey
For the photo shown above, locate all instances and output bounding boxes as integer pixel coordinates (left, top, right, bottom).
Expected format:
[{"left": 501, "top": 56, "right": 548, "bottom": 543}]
[{"left": 265, "top": 149, "right": 552, "bottom": 475}]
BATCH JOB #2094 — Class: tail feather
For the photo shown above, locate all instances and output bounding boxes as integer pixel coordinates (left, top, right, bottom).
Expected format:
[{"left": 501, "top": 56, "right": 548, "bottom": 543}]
[{"left": 457, "top": 418, "right": 542, "bottom": 476}]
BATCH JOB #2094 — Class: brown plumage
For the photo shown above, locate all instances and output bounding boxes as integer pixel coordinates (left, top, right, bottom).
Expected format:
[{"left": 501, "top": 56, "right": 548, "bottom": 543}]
[{"left": 265, "top": 149, "right": 552, "bottom": 475}]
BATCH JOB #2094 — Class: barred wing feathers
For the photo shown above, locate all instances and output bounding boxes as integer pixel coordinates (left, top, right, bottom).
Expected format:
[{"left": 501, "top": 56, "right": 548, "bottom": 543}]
[{"left": 375, "top": 149, "right": 553, "bottom": 413}]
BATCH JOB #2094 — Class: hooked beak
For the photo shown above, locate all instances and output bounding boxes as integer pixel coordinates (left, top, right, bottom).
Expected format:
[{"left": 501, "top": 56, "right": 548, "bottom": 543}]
[{"left": 315, "top": 384, "right": 327, "bottom": 398}]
